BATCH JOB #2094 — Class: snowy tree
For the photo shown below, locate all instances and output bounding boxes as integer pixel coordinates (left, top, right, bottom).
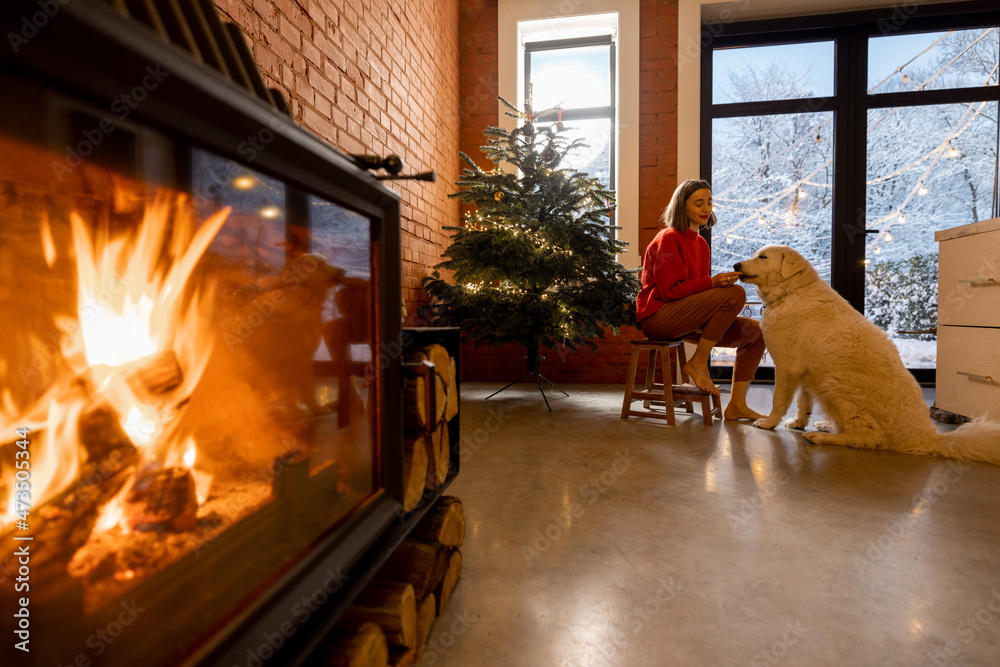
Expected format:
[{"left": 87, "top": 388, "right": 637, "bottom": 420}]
[{"left": 710, "top": 29, "right": 997, "bottom": 347}]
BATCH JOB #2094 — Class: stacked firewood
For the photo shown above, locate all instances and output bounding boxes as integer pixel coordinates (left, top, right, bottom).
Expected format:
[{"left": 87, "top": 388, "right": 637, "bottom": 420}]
[
  {"left": 400, "top": 344, "right": 458, "bottom": 511},
  {"left": 320, "top": 496, "right": 465, "bottom": 666}
]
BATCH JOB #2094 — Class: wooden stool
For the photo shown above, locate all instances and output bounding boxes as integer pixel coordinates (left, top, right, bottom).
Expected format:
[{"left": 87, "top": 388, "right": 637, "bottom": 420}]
[{"left": 620, "top": 338, "right": 722, "bottom": 426}]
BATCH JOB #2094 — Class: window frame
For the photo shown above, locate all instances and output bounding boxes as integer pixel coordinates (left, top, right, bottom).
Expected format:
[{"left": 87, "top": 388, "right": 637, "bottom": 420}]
[
  {"left": 523, "top": 34, "right": 618, "bottom": 200},
  {"left": 701, "top": 2, "right": 1000, "bottom": 382}
]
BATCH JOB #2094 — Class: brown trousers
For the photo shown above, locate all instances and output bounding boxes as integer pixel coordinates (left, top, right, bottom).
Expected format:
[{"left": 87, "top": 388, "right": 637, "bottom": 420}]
[{"left": 638, "top": 285, "right": 765, "bottom": 382}]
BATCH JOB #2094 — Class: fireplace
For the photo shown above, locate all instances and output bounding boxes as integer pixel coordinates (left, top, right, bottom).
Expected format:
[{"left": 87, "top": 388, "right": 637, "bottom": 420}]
[{"left": 0, "top": 1, "right": 452, "bottom": 665}]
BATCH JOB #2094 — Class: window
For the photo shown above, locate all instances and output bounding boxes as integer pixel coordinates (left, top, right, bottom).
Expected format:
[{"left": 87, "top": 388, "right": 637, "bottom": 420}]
[
  {"left": 703, "top": 6, "right": 1000, "bottom": 379},
  {"left": 500, "top": 4, "right": 640, "bottom": 268},
  {"left": 525, "top": 35, "right": 616, "bottom": 191}
]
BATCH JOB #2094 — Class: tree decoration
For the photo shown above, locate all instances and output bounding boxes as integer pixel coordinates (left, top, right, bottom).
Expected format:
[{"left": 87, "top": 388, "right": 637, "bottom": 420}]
[{"left": 422, "top": 97, "right": 640, "bottom": 409}]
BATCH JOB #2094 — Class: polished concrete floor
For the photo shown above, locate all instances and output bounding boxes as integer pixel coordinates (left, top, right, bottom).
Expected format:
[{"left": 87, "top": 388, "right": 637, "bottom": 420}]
[{"left": 423, "top": 382, "right": 1000, "bottom": 667}]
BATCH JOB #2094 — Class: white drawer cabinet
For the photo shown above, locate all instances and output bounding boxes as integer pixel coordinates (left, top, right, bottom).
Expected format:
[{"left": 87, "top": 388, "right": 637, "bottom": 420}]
[{"left": 935, "top": 217, "right": 1000, "bottom": 419}]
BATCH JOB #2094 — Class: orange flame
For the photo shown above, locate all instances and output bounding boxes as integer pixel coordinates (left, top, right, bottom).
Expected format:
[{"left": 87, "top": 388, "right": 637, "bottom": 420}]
[
  {"left": 95, "top": 493, "right": 129, "bottom": 535},
  {"left": 2, "top": 191, "right": 230, "bottom": 528}
]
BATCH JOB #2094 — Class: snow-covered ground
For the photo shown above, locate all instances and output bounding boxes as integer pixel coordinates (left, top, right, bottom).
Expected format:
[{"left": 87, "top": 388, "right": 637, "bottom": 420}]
[{"left": 712, "top": 336, "right": 936, "bottom": 370}]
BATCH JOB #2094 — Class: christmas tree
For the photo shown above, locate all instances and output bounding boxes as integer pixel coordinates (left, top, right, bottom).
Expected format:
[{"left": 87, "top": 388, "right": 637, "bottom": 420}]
[{"left": 423, "top": 97, "right": 640, "bottom": 403}]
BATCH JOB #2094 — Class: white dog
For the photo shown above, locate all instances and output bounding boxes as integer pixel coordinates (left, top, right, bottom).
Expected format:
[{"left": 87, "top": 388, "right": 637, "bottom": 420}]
[{"left": 734, "top": 245, "right": 1000, "bottom": 463}]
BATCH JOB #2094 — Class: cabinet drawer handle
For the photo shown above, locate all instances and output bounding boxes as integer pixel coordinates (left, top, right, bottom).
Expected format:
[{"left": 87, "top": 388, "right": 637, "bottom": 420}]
[
  {"left": 957, "top": 371, "right": 995, "bottom": 382},
  {"left": 958, "top": 278, "right": 997, "bottom": 284}
]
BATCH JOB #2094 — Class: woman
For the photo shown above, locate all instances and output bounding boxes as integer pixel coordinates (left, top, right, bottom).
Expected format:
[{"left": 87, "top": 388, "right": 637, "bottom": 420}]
[{"left": 636, "top": 179, "right": 766, "bottom": 421}]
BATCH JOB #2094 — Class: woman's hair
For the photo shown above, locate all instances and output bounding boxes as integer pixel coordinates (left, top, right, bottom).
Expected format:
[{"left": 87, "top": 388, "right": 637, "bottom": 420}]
[{"left": 660, "top": 179, "right": 716, "bottom": 231}]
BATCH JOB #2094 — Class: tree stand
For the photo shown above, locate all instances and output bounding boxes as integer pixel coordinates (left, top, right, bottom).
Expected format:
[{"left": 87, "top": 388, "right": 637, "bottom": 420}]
[{"left": 485, "top": 346, "right": 568, "bottom": 411}]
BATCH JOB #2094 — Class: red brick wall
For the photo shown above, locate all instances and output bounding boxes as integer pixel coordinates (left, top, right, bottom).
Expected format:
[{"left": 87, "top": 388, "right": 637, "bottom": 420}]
[
  {"left": 213, "top": 0, "right": 679, "bottom": 384},
  {"left": 213, "top": 0, "right": 461, "bottom": 315},
  {"left": 456, "top": 0, "right": 679, "bottom": 383},
  {"left": 457, "top": 0, "right": 499, "bottom": 176},
  {"left": 639, "top": 0, "right": 679, "bottom": 253}
]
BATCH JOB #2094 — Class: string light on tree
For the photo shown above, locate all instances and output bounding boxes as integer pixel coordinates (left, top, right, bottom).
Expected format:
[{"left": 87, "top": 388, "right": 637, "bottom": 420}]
[{"left": 423, "top": 96, "right": 639, "bottom": 407}]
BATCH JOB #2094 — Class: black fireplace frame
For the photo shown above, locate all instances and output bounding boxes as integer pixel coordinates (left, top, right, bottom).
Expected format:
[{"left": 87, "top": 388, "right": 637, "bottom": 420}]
[{"left": 0, "top": 1, "right": 456, "bottom": 664}]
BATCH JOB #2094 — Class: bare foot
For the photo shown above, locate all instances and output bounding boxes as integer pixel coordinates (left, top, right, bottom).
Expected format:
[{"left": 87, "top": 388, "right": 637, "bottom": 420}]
[
  {"left": 682, "top": 360, "right": 719, "bottom": 396},
  {"left": 724, "top": 405, "right": 767, "bottom": 421}
]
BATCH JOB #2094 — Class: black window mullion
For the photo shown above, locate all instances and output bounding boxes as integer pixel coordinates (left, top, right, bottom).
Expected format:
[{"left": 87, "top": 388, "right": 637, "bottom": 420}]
[
  {"left": 700, "top": 32, "right": 714, "bottom": 248},
  {"left": 837, "top": 26, "right": 869, "bottom": 313},
  {"left": 869, "top": 86, "right": 1000, "bottom": 109},
  {"left": 709, "top": 97, "right": 839, "bottom": 119}
]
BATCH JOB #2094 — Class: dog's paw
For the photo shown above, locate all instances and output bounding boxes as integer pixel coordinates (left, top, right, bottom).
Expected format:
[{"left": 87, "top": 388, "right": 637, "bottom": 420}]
[
  {"left": 753, "top": 417, "right": 779, "bottom": 430},
  {"left": 785, "top": 417, "right": 809, "bottom": 430},
  {"left": 814, "top": 419, "right": 835, "bottom": 433}
]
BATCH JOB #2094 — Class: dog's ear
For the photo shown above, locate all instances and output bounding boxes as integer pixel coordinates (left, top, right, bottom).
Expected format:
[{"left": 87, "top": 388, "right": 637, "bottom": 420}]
[{"left": 779, "top": 249, "right": 807, "bottom": 279}]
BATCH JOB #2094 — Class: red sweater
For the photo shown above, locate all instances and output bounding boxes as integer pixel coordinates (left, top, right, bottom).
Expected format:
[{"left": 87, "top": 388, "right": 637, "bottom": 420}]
[{"left": 636, "top": 228, "right": 713, "bottom": 323}]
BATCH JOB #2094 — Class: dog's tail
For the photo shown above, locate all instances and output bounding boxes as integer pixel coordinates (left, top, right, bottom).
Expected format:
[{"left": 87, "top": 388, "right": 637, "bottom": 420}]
[{"left": 925, "top": 418, "right": 1000, "bottom": 464}]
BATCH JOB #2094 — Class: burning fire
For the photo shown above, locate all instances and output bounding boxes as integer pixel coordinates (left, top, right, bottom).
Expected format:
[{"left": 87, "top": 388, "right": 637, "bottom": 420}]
[
  {"left": 95, "top": 494, "right": 129, "bottom": 535},
  {"left": 1, "top": 191, "right": 230, "bottom": 528}
]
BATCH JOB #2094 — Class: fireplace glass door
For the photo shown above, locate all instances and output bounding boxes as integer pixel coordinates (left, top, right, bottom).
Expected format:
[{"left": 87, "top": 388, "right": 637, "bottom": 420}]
[{"left": 0, "top": 68, "right": 386, "bottom": 665}]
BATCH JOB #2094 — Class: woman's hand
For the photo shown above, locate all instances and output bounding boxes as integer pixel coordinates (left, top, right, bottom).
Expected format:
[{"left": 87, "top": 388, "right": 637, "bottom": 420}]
[{"left": 711, "top": 271, "right": 742, "bottom": 288}]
